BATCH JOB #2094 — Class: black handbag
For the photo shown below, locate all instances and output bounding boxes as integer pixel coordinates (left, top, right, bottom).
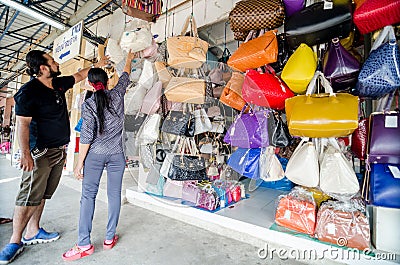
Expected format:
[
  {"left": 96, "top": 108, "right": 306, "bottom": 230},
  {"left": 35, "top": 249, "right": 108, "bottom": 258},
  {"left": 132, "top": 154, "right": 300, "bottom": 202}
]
[
  {"left": 168, "top": 155, "right": 208, "bottom": 181},
  {"left": 124, "top": 113, "right": 147, "bottom": 132},
  {"left": 161, "top": 111, "right": 190, "bottom": 136},
  {"left": 285, "top": 0, "right": 352, "bottom": 49},
  {"left": 268, "top": 110, "right": 292, "bottom": 148},
  {"left": 269, "top": 34, "right": 292, "bottom": 73}
]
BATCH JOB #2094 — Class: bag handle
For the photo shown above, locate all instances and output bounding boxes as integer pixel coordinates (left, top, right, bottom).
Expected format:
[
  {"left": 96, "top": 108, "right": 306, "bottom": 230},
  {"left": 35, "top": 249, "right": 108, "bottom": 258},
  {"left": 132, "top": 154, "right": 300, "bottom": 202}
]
[
  {"left": 371, "top": 26, "right": 396, "bottom": 51},
  {"left": 180, "top": 15, "right": 199, "bottom": 38},
  {"left": 306, "top": 71, "right": 335, "bottom": 96}
]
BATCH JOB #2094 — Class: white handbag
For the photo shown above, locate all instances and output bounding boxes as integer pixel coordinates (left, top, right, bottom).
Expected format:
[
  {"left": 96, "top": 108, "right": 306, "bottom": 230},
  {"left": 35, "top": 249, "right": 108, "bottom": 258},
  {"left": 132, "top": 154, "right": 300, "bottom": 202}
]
[
  {"left": 105, "top": 38, "right": 124, "bottom": 65},
  {"left": 259, "top": 146, "right": 284, "bottom": 182},
  {"left": 138, "top": 114, "right": 161, "bottom": 145},
  {"left": 194, "top": 109, "right": 212, "bottom": 135},
  {"left": 124, "top": 83, "right": 147, "bottom": 115},
  {"left": 120, "top": 23, "right": 152, "bottom": 53},
  {"left": 319, "top": 138, "right": 359, "bottom": 196},
  {"left": 138, "top": 60, "right": 155, "bottom": 90},
  {"left": 285, "top": 138, "right": 320, "bottom": 187}
]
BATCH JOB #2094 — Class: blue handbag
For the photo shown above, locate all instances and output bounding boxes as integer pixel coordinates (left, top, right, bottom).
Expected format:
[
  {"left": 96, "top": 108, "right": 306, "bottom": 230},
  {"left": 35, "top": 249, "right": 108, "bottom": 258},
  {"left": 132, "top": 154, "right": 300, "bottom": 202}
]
[
  {"left": 369, "top": 163, "right": 400, "bottom": 208},
  {"left": 355, "top": 26, "right": 400, "bottom": 99},
  {"left": 227, "top": 148, "right": 261, "bottom": 179}
]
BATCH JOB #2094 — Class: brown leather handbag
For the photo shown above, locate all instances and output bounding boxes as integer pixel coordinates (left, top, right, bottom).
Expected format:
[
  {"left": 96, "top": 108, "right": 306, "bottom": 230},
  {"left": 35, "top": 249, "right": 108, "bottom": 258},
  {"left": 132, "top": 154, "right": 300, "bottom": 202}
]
[
  {"left": 219, "top": 72, "right": 246, "bottom": 111},
  {"left": 228, "top": 30, "right": 278, "bottom": 72}
]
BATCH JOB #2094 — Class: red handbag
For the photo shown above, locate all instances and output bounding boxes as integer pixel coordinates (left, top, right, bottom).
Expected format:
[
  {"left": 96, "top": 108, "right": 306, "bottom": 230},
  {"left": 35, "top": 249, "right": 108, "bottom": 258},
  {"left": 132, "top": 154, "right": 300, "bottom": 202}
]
[
  {"left": 353, "top": 0, "right": 400, "bottom": 34},
  {"left": 351, "top": 118, "right": 369, "bottom": 160},
  {"left": 242, "top": 67, "right": 294, "bottom": 110}
]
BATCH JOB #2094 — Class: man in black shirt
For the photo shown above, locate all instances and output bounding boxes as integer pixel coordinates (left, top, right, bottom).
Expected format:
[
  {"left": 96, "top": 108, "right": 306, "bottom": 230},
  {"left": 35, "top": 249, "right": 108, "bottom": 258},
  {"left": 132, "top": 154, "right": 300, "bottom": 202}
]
[{"left": 0, "top": 50, "right": 109, "bottom": 264}]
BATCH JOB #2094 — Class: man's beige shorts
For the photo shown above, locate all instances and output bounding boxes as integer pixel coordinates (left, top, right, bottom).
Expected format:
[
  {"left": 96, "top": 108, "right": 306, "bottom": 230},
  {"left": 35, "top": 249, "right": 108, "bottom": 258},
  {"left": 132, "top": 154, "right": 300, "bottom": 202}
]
[{"left": 15, "top": 147, "right": 66, "bottom": 206}]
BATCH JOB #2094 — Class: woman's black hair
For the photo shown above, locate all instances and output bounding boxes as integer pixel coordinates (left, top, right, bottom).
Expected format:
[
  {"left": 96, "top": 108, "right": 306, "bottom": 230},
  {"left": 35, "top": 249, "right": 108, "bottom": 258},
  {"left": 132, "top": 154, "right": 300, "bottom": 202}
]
[
  {"left": 26, "top": 50, "right": 48, "bottom": 77},
  {"left": 87, "top": 68, "right": 113, "bottom": 134}
]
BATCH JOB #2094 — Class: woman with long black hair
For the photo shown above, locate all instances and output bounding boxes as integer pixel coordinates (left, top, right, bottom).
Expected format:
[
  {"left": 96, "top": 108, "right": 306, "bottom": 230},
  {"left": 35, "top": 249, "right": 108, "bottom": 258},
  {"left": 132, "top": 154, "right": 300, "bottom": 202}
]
[{"left": 62, "top": 50, "right": 136, "bottom": 261}]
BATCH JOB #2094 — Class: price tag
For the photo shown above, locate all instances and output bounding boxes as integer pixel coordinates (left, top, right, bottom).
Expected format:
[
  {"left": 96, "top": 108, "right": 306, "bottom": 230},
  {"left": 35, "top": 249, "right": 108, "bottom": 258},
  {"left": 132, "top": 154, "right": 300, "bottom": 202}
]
[
  {"left": 327, "top": 223, "right": 336, "bottom": 235},
  {"left": 388, "top": 165, "right": 400, "bottom": 179},
  {"left": 284, "top": 210, "right": 291, "bottom": 220},
  {"left": 385, "top": 116, "right": 398, "bottom": 128},
  {"left": 323, "top": 0, "right": 333, "bottom": 9}
]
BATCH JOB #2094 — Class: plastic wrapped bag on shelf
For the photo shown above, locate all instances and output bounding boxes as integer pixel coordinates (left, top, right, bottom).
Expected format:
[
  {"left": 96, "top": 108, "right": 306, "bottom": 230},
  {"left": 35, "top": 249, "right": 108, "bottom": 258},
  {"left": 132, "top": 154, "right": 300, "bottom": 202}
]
[{"left": 275, "top": 187, "right": 317, "bottom": 235}]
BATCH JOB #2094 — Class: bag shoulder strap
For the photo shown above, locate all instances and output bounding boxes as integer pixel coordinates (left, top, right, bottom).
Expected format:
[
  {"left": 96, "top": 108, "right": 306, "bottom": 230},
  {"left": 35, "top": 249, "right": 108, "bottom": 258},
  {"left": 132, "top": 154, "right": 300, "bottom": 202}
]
[
  {"left": 306, "top": 71, "right": 334, "bottom": 96},
  {"left": 180, "top": 15, "right": 198, "bottom": 37}
]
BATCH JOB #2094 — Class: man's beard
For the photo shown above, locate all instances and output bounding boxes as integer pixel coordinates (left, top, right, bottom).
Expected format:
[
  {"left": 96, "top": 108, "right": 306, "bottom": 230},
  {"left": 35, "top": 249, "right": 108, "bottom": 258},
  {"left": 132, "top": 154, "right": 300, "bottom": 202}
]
[{"left": 50, "top": 68, "right": 61, "bottom": 77}]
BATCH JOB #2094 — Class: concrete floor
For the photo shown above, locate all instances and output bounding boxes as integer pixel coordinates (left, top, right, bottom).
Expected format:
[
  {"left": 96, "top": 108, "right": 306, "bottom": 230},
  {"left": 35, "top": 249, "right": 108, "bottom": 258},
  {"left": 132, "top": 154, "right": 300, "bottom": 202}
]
[{"left": 0, "top": 155, "right": 302, "bottom": 265}]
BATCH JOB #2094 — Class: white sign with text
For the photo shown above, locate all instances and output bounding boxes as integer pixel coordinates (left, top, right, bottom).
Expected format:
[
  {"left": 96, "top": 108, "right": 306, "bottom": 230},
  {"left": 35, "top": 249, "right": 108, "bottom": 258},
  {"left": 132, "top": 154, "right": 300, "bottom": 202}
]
[{"left": 53, "top": 21, "right": 83, "bottom": 64}]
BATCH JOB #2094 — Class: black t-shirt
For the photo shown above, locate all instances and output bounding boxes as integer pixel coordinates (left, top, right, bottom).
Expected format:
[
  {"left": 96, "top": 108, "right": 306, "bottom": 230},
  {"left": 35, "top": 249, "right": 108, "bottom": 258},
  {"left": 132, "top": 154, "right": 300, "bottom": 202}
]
[{"left": 14, "top": 76, "right": 75, "bottom": 150}]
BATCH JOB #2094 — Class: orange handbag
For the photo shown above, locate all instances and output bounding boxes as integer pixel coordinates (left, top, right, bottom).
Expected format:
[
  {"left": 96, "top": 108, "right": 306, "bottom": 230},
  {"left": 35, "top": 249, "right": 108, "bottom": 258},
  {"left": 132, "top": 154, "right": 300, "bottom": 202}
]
[
  {"left": 219, "top": 71, "right": 247, "bottom": 111},
  {"left": 227, "top": 30, "right": 278, "bottom": 72},
  {"left": 275, "top": 195, "right": 317, "bottom": 235}
]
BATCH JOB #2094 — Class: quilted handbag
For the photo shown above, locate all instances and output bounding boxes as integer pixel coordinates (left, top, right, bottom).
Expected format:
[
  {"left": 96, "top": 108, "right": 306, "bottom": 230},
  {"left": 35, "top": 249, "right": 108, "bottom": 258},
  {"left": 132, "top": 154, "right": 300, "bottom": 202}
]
[
  {"left": 285, "top": 138, "right": 319, "bottom": 187},
  {"left": 355, "top": 26, "right": 400, "bottom": 99},
  {"left": 275, "top": 193, "right": 317, "bottom": 235},
  {"left": 193, "top": 109, "right": 212, "bottom": 135},
  {"left": 283, "top": 0, "right": 305, "bottom": 17},
  {"left": 351, "top": 118, "right": 369, "bottom": 160},
  {"left": 229, "top": 0, "right": 285, "bottom": 32},
  {"left": 267, "top": 110, "right": 292, "bottom": 148},
  {"left": 165, "top": 77, "right": 205, "bottom": 104},
  {"left": 224, "top": 105, "right": 269, "bottom": 148},
  {"left": 168, "top": 155, "right": 207, "bottom": 181},
  {"left": 121, "top": 0, "right": 162, "bottom": 22},
  {"left": 219, "top": 71, "right": 247, "bottom": 111},
  {"left": 227, "top": 148, "right": 261, "bottom": 179},
  {"left": 315, "top": 202, "right": 370, "bottom": 250},
  {"left": 369, "top": 163, "right": 400, "bottom": 208},
  {"left": 120, "top": 26, "right": 153, "bottom": 53},
  {"left": 285, "top": 71, "right": 359, "bottom": 138},
  {"left": 285, "top": 0, "right": 352, "bottom": 49},
  {"left": 319, "top": 140, "right": 360, "bottom": 196},
  {"left": 281, "top": 43, "right": 317, "bottom": 94},
  {"left": 367, "top": 111, "right": 400, "bottom": 164},
  {"left": 323, "top": 38, "right": 360, "bottom": 92},
  {"left": 227, "top": 30, "right": 278, "bottom": 72},
  {"left": 140, "top": 81, "right": 162, "bottom": 115},
  {"left": 167, "top": 15, "right": 209, "bottom": 69},
  {"left": 353, "top": 0, "right": 400, "bottom": 34},
  {"left": 161, "top": 110, "right": 191, "bottom": 136},
  {"left": 124, "top": 113, "right": 147, "bottom": 132},
  {"left": 242, "top": 67, "right": 294, "bottom": 110}
]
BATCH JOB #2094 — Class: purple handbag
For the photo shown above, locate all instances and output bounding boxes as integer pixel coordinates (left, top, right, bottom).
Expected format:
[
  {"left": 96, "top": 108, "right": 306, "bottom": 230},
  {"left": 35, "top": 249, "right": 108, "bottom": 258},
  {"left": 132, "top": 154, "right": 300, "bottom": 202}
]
[
  {"left": 182, "top": 181, "right": 200, "bottom": 204},
  {"left": 283, "top": 0, "right": 304, "bottom": 17},
  {"left": 224, "top": 105, "right": 269, "bottom": 148},
  {"left": 368, "top": 111, "right": 400, "bottom": 164},
  {"left": 323, "top": 38, "right": 360, "bottom": 92},
  {"left": 196, "top": 190, "right": 219, "bottom": 211}
]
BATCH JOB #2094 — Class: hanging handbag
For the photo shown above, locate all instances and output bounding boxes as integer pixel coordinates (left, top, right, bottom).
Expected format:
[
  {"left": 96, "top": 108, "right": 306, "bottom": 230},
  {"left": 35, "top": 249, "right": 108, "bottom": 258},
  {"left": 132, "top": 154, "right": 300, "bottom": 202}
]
[
  {"left": 319, "top": 139, "right": 360, "bottom": 196},
  {"left": 259, "top": 146, "right": 285, "bottom": 182},
  {"left": 167, "top": 15, "right": 209, "bottom": 69},
  {"left": 285, "top": 71, "right": 359, "bottom": 138},
  {"left": 138, "top": 59, "right": 155, "bottom": 90},
  {"left": 269, "top": 34, "right": 292, "bottom": 74},
  {"left": 142, "top": 38, "right": 158, "bottom": 58},
  {"left": 355, "top": 26, "right": 400, "bottom": 99},
  {"left": 228, "top": 0, "right": 285, "bottom": 32},
  {"left": 367, "top": 111, "right": 400, "bottom": 164},
  {"left": 227, "top": 148, "right": 261, "bottom": 179},
  {"left": 138, "top": 114, "right": 161, "bottom": 145},
  {"left": 105, "top": 38, "right": 124, "bottom": 65},
  {"left": 165, "top": 77, "right": 205, "bottom": 104},
  {"left": 369, "top": 163, "right": 400, "bottom": 208},
  {"left": 193, "top": 108, "right": 212, "bottom": 135},
  {"left": 267, "top": 110, "right": 292, "bottom": 148},
  {"left": 283, "top": 0, "right": 305, "bottom": 17},
  {"left": 224, "top": 105, "right": 269, "bottom": 148},
  {"left": 125, "top": 84, "right": 148, "bottom": 115},
  {"left": 242, "top": 67, "right": 294, "bottom": 110},
  {"left": 285, "top": 138, "right": 319, "bottom": 187},
  {"left": 323, "top": 38, "right": 360, "bottom": 93},
  {"left": 121, "top": 0, "right": 162, "bottom": 22},
  {"left": 227, "top": 30, "right": 278, "bottom": 72},
  {"left": 161, "top": 109, "right": 192, "bottom": 136},
  {"left": 154, "top": 61, "right": 173, "bottom": 88},
  {"left": 351, "top": 118, "right": 369, "bottom": 160},
  {"left": 353, "top": 0, "right": 400, "bottom": 35},
  {"left": 285, "top": 0, "right": 352, "bottom": 49},
  {"left": 124, "top": 113, "right": 147, "bottom": 132},
  {"left": 140, "top": 81, "right": 162, "bottom": 115},
  {"left": 219, "top": 71, "right": 246, "bottom": 111},
  {"left": 281, "top": 43, "right": 317, "bottom": 94},
  {"left": 120, "top": 25, "right": 153, "bottom": 53}
]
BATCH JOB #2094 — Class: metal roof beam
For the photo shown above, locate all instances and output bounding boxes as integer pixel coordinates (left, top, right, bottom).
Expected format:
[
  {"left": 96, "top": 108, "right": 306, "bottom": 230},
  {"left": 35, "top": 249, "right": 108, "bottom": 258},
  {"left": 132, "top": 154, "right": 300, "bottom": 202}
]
[
  {"left": 28, "top": 0, "right": 54, "bottom": 6},
  {"left": 0, "top": 0, "right": 28, "bottom": 42},
  {"left": 2, "top": 32, "right": 52, "bottom": 50},
  {"left": 8, "top": 21, "right": 42, "bottom": 34}
]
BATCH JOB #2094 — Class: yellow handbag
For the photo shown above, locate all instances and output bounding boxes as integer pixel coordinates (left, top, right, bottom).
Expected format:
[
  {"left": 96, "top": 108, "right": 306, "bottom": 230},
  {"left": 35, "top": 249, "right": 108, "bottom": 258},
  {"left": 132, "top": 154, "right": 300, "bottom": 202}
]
[
  {"left": 165, "top": 77, "right": 205, "bottom": 104},
  {"left": 281, "top": 43, "right": 317, "bottom": 94},
  {"left": 167, "top": 15, "right": 209, "bottom": 69},
  {"left": 285, "top": 71, "right": 359, "bottom": 138}
]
